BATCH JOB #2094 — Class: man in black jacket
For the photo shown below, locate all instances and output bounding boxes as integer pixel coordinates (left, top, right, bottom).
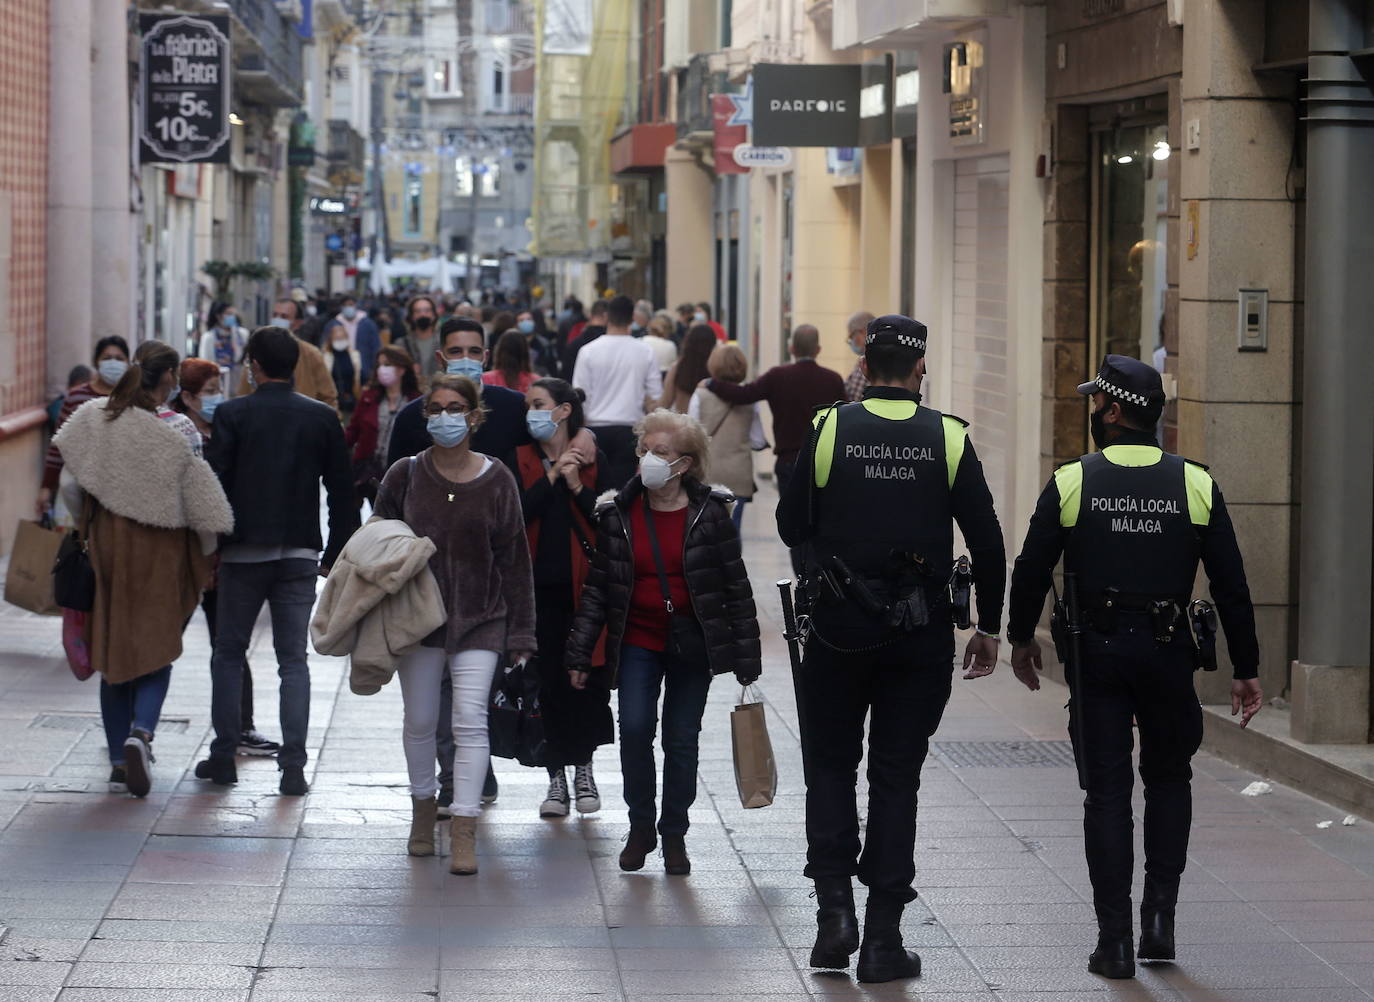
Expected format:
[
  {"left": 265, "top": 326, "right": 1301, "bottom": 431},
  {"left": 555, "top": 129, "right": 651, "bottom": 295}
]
[{"left": 199, "top": 326, "right": 360, "bottom": 795}]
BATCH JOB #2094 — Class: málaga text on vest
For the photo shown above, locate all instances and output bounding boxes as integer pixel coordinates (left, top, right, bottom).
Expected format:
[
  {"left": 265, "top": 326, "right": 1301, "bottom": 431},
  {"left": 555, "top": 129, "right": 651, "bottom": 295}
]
[
  {"left": 1089, "top": 495, "right": 1180, "bottom": 534},
  {"left": 846, "top": 442, "right": 935, "bottom": 481}
]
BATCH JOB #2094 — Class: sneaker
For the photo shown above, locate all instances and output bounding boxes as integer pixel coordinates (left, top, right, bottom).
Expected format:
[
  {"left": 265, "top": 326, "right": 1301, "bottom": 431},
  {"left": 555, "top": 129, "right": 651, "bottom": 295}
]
[
  {"left": 194, "top": 757, "right": 238, "bottom": 785},
  {"left": 539, "top": 769, "right": 570, "bottom": 818},
  {"left": 573, "top": 764, "right": 600, "bottom": 814},
  {"left": 481, "top": 765, "right": 498, "bottom": 805},
  {"left": 108, "top": 766, "right": 128, "bottom": 794},
  {"left": 238, "top": 730, "right": 281, "bottom": 757},
  {"left": 436, "top": 787, "right": 454, "bottom": 819},
  {"left": 122, "top": 729, "right": 154, "bottom": 798},
  {"left": 279, "top": 765, "right": 309, "bottom": 797}
]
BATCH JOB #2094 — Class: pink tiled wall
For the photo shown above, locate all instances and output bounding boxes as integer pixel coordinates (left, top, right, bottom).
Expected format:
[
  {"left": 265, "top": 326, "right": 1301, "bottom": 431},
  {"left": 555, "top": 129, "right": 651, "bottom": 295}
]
[{"left": 0, "top": 0, "right": 49, "bottom": 418}]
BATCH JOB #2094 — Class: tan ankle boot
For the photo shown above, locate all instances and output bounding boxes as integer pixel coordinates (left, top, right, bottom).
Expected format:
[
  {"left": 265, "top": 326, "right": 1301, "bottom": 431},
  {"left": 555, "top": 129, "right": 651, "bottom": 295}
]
[
  {"left": 449, "top": 815, "right": 477, "bottom": 874},
  {"left": 407, "top": 797, "right": 437, "bottom": 856}
]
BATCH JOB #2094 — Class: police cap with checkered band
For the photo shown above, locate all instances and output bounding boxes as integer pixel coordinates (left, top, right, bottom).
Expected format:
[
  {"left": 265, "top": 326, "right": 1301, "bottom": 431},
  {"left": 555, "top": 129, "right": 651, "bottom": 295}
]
[
  {"left": 866, "top": 314, "right": 928, "bottom": 355},
  {"left": 1077, "top": 354, "right": 1165, "bottom": 411}
]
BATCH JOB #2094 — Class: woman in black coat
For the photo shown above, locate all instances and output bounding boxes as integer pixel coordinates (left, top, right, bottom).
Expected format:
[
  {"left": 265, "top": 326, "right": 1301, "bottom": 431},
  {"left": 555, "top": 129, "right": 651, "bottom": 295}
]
[{"left": 566, "top": 409, "right": 761, "bottom": 876}]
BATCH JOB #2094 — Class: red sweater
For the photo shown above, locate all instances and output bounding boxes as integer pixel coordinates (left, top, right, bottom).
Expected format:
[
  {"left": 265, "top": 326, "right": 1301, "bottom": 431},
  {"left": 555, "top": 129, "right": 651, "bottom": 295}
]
[
  {"left": 624, "top": 504, "right": 691, "bottom": 652},
  {"left": 707, "top": 358, "right": 846, "bottom": 463}
]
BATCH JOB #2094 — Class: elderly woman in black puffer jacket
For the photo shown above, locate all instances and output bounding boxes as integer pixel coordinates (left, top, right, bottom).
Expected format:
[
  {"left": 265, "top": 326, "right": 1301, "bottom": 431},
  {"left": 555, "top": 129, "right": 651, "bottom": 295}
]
[{"left": 566, "top": 409, "right": 760, "bottom": 876}]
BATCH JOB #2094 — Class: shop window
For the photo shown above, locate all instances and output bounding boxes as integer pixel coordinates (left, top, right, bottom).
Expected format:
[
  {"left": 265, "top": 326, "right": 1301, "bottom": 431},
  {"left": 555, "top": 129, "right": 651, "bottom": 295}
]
[
  {"left": 405, "top": 176, "right": 423, "bottom": 236},
  {"left": 1092, "top": 120, "right": 1169, "bottom": 368}
]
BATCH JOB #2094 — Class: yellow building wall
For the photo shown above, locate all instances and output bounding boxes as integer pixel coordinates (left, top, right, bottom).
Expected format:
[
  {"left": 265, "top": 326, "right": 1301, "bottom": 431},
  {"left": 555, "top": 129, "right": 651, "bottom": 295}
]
[{"left": 791, "top": 147, "right": 860, "bottom": 377}]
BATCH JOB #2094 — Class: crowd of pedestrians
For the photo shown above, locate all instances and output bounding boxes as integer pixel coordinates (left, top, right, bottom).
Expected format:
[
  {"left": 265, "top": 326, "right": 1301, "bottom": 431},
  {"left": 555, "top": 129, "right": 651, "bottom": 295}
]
[
  {"left": 27, "top": 286, "right": 1267, "bottom": 987},
  {"left": 31, "top": 286, "right": 818, "bottom": 863}
]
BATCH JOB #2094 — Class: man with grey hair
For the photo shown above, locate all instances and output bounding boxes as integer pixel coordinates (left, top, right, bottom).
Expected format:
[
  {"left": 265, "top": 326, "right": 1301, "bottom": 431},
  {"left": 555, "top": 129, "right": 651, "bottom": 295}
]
[{"left": 844, "top": 310, "right": 876, "bottom": 401}]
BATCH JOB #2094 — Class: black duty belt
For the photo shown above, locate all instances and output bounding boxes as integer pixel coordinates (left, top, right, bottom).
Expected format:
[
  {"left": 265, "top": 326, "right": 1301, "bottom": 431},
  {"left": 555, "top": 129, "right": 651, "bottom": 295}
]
[{"left": 1086, "top": 588, "right": 1187, "bottom": 644}]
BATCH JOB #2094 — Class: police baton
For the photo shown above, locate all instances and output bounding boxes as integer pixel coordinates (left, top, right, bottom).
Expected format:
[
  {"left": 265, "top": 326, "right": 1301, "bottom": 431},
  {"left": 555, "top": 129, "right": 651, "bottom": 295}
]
[{"left": 1063, "top": 572, "right": 1090, "bottom": 791}]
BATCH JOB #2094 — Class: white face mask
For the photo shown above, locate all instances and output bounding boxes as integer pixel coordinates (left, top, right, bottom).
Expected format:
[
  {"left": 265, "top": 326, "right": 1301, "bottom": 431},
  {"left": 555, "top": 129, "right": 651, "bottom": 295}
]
[
  {"left": 271, "top": 314, "right": 292, "bottom": 326},
  {"left": 639, "top": 452, "right": 686, "bottom": 490}
]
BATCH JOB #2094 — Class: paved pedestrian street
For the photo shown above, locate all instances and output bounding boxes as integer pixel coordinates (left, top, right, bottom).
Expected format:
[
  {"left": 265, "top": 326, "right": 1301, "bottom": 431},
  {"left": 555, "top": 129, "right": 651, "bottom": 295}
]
[{"left": 1, "top": 500, "right": 1373, "bottom": 1002}]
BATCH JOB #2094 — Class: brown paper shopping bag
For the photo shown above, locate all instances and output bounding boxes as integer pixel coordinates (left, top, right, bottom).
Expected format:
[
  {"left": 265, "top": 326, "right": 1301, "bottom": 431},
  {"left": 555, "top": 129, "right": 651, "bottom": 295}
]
[
  {"left": 730, "top": 689, "right": 777, "bottom": 809},
  {"left": 4, "top": 519, "right": 64, "bottom": 616}
]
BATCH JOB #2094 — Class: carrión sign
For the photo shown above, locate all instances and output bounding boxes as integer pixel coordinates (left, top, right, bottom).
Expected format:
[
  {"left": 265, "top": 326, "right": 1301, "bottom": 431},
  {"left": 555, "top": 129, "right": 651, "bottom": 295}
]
[{"left": 139, "top": 13, "right": 231, "bottom": 165}]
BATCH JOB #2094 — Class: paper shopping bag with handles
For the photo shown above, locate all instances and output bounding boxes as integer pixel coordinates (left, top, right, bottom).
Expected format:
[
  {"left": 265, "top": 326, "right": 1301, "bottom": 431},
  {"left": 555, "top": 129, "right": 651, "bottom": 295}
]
[
  {"left": 730, "top": 687, "right": 777, "bottom": 809},
  {"left": 4, "top": 519, "right": 64, "bottom": 616}
]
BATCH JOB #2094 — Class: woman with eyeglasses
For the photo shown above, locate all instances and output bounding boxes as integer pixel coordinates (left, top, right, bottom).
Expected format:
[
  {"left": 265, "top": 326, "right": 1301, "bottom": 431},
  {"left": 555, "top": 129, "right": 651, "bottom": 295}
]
[{"left": 373, "top": 374, "right": 536, "bottom": 875}]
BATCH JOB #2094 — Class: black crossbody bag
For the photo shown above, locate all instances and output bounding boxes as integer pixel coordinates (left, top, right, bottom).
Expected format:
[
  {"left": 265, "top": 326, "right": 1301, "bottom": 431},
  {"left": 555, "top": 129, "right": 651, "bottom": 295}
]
[{"left": 642, "top": 496, "right": 709, "bottom": 668}]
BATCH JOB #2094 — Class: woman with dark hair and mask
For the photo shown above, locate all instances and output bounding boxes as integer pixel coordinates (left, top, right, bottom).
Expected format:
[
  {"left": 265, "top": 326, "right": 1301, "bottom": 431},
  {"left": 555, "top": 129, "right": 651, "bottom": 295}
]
[
  {"left": 198, "top": 301, "right": 246, "bottom": 396},
  {"left": 37, "top": 335, "right": 132, "bottom": 520},
  {"left": 52, "top": 341, "right": 233, "bottom": 797},
  {"left": 373, "top": 374, "right": 536, "bottom": 875},
  {"left": 511, "top": 378, "right": 614, "bottom": 819},
  {"left": 345, "top": 344, "right": 423, "bottom": 507}
]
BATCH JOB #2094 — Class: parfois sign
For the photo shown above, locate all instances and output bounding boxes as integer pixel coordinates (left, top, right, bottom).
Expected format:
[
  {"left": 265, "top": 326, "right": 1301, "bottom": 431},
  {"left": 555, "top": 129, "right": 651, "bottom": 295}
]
[
  {"left": 139, "top": 13, "right": 231, "bottom": 164},
  {"left": 752, "top": 64, "right": 861, "bottom": 148}
]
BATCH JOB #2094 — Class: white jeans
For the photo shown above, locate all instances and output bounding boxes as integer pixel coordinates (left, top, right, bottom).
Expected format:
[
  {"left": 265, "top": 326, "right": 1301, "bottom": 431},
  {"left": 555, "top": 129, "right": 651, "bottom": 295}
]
[{"left": 397, "top": 647, "right": 500, "bottom": 816}]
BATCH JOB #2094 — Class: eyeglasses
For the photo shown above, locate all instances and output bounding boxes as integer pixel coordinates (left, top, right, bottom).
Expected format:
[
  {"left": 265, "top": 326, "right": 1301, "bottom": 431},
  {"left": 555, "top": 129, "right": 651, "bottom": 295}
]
[{"left": 424, "top": 403, "right": 471, "bottom": 417}]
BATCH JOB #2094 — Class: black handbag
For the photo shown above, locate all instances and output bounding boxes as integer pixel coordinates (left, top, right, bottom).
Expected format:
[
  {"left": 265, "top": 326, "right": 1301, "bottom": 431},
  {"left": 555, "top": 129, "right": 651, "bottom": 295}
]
[
  {"left": 643, "top": 496, "right": 709, "bottom": 668},
  {"left": 52, "top": 496, "right": 95, "bottom": 613},
  {"left": 488, "top": 658, "right": 548, "bottom": 768}
]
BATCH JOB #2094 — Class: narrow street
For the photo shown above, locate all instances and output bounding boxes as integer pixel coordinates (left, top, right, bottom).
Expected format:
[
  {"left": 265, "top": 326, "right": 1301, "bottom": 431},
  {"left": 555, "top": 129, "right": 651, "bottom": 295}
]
[{"left": 1, "top": 492, "right": 1372, "bottom": 1002}]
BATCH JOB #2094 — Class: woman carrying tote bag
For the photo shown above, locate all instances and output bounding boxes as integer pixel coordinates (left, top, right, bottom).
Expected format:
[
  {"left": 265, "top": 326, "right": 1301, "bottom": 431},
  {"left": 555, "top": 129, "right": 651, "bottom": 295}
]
[
  {"left": 565, "top": 409, "right": 761, "bottom": 876},
  {"left": 52, "top": 341, "right": 233, "bottom": 798}
]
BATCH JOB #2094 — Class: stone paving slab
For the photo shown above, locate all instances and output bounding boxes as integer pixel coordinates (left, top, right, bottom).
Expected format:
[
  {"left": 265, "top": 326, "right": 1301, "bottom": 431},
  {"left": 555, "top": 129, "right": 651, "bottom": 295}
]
[{"left": 1, "top": 498, "right": 1373, "bottom": 1000}]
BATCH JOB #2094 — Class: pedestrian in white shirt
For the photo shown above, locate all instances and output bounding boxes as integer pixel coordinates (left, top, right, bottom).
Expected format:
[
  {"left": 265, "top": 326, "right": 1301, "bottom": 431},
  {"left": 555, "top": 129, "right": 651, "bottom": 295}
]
[{"left": 572, "top": 295, "right": 663, "bottom": 486}]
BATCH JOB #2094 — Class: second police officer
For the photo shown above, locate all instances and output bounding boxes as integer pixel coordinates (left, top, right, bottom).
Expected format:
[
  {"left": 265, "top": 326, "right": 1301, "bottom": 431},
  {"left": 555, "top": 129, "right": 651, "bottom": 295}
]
[
  {"left": 777, "top": 315, "right": 1006, "bottom": 984},
  {"left": 1005, "top": 355, "right": 1264, "bottom": 980}
]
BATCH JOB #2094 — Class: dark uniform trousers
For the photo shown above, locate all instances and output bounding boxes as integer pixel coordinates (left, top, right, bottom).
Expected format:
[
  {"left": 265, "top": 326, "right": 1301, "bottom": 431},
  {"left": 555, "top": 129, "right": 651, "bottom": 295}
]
[
  {"left": 799, "top": 624, "right": 955, "bottom": 903},
  {"left": 1072, "top": 626, "right": 1203, "bottom": 939}
]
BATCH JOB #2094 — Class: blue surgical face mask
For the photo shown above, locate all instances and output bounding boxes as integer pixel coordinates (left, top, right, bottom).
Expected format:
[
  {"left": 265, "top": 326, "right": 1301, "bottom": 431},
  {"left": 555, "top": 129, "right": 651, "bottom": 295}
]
[
  {"left": 97, "top": 359, "right": 128, "bottom": 385},
  {"left": 342, "top": 305, "right": 358, "bottom": 320},
  {"left": 427, "top": 412, "right": 469, "bottom": 448},
  {"left": 849, "top": 339, "right": 864, "bottom": 356},
  {"left": 200, "top": 393, "right": 224, "bottom": 420},
  {"left": 517, "top": 319, "right": 535, "bottom": 334},
  {"left": 222, "top": 314, "right": 238, "bottom": 328},
  {"left": 630, "top": 321, "right": 642, "bottom": 333},
  {"left": 693, "top": 311, "right": 707, "bottom": 325},
  {"left": 526, "top": 409, "right": 561, "bottom": 442},
  {"left": 445, "top": 358, "right": 484, "bottom": 381}
]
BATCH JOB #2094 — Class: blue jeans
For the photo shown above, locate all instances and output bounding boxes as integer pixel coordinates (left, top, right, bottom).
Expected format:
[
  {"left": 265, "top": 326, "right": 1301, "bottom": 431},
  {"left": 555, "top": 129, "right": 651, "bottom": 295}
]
[
  {"left": 731, "top": 497, "right": 747, "bottom": 531},
  {"left": 101, "top": 665, "right": 172, "bottom": 765},
  {"left": 617, "top": 644, "right": 712, "bottom": 836},
  {"left": 209, "top": 559, "right": 317, "bottom": 769}
]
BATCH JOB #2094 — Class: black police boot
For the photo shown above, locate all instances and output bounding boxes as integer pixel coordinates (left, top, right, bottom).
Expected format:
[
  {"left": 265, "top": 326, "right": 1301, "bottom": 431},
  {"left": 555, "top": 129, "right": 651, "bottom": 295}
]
[
  {"left": 808, "top": 877, "right": 859, "bottom": 969},
  {"left": 1088, "top": 936, "right": 1136, "bottom": 980},
  {"left": 855, "top": 896, "right": 921, "bottom": 984},
  {"left": 1138, "top": 877, "right": 1178, "bottom": 961}
]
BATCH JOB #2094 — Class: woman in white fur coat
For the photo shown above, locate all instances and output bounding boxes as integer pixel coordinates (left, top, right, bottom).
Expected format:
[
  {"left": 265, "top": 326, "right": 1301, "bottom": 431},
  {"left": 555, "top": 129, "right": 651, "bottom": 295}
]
[{"left": 52, "top": 341, "right": 233, "bottom": 798}]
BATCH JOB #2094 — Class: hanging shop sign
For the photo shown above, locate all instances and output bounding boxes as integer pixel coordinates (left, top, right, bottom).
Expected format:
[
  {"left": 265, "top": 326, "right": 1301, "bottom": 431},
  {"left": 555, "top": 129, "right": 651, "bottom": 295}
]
[
  {"left": 733, "top": 146, "right": 794, "bottom": 169},
  {"left": 310, "top": 196, "right": 349, "bottom": 215},
  {"left": 138, "top": 13, "right": 231, "bottom": 164},
  {"left": 712, "top": 94, "right": 749, "bottom": 175},
  {"left": 753, "top": 63, "right": 861, "bottom": 148}
]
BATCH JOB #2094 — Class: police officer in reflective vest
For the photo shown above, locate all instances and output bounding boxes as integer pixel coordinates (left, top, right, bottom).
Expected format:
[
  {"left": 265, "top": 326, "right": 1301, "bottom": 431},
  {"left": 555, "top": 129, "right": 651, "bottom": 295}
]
[
  {"left": 777, "top": 315, "right": 1006, "bottom": 984},
  {"left": 1005, "top": 354, "right": 1263, "bottom": 980}
]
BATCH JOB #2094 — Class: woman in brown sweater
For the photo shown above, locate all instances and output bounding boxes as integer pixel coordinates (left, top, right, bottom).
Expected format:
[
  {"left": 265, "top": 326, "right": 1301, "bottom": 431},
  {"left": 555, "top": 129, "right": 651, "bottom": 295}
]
[{"left": 374, "top": 374, "right": 536, "bottom": 875}]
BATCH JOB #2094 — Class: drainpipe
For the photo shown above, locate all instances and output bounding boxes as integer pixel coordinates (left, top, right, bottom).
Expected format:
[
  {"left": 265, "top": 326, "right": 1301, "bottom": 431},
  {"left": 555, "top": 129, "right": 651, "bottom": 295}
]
[{"left": 1292, "top": 0, "right": 1374, "bottom": 743}]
